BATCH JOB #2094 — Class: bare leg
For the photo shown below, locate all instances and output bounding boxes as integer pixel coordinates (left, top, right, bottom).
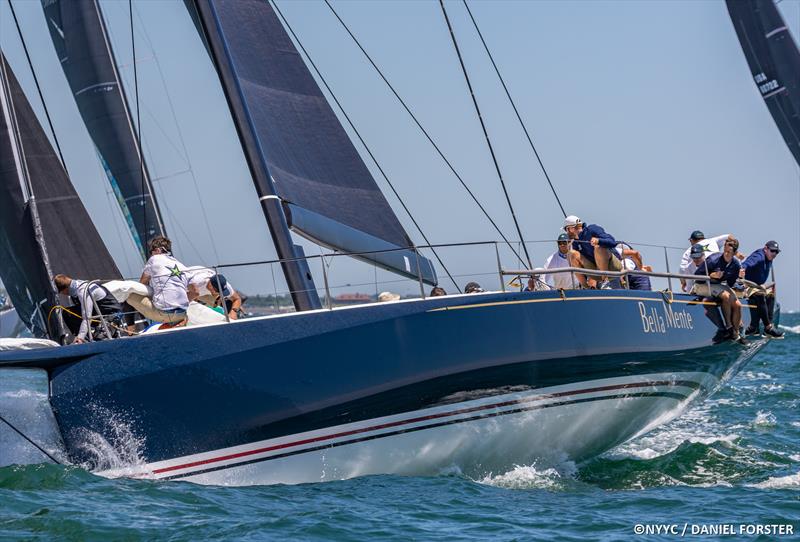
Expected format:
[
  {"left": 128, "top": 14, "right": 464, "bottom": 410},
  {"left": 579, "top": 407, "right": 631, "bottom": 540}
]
[
  {"left": 718, "top": 291, "right": 733, "bottom": 328},
  {"left": 594, "top": 246, "right": 611, "bottom": 271},
  {"left": 732, "top": 300, "right": 742, "bottom": 331},
  {"left": 568, "top": 250, "right": 590, "bottom": 288}
]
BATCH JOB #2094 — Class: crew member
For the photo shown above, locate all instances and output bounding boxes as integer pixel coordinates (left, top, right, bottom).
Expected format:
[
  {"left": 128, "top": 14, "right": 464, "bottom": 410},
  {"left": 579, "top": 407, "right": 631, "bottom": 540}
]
[
  {"left": 741, "top": 240, "right": 783, "bottom": 338},
  {"left": 679, "top": 230, "right": 730, "bottom": 292},
  {"left": 127, "top": 236, "right": 189, "bottom": 323},
  {"left": 563, "top": 215, "right": 622, "bottom": 289},
  {"left": 694, "top": 237, "right": 745, "bottom": 344},
  {"left": 207, "top": 274, "right": 244, "bottom": 320},
  {"left": 54, "top": 274, "right": 121, "bottom": 344},
  {"left": 542, "top": 233, "right": 573, "bottom": 289}
]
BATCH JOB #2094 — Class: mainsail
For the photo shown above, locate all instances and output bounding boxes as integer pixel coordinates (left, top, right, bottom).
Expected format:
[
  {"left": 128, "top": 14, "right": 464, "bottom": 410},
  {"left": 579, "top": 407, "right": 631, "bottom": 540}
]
[
  {"left": 727, "top": 0, "right": 800, "bottom": 168},
  {"left": 41, "top": 0, "right": 166, "bottom": 259},
  {"left": 187, "top": 0, "right": 437, "bottom": 288},
  {"left": 0, "top": 54, "right": 121, "bottom": 338}
]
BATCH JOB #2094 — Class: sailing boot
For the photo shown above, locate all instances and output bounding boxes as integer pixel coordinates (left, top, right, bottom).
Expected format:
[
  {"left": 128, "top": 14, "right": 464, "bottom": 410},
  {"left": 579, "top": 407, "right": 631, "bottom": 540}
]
[{"left": 764, "top": 325, "right": 784, "bottom": 339}]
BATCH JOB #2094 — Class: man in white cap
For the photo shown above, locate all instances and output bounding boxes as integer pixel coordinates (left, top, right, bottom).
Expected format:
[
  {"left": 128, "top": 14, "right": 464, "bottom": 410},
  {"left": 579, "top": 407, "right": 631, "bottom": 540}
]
[{"left": 563, "top": 215, "right": 622, "bottom": 289}]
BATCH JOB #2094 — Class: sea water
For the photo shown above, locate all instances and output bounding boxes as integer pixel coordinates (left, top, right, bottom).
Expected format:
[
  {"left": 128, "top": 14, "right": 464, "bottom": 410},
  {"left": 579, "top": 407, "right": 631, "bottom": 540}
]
[{"left": 0, "top": 315, "right": 798, "bottom": 540}]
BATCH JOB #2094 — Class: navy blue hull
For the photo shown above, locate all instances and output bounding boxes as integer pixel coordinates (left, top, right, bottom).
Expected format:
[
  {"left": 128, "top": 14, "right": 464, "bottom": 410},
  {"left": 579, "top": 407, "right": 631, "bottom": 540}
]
[{"left": 0, "top": 290, "right": 765, "bottom": 469}]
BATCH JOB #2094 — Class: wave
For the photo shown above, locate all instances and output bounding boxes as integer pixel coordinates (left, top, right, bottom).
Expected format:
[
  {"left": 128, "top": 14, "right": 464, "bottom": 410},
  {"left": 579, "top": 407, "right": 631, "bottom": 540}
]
[
  {"left": 779, "top": 324, "right": 800, "bottom": 334},
  {"left": 750, "top": 471, "right": 800, "bottom": 490}
]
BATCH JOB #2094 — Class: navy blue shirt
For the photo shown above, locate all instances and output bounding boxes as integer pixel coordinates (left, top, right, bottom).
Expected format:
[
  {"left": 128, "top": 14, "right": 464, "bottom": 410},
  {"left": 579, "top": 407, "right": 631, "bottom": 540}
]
[
  {"left": 742, "top": 249, "right": 772, "bottom": 285},
  {"left": 575, "top": 224, "right": 617, "bottom": 264},
  {"left": 695, "top": 252, "right": 741, "bottom": 287}
]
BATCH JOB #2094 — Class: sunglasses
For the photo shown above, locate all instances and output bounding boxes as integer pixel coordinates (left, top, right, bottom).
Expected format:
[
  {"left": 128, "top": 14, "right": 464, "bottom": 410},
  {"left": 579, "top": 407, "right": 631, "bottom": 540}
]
[
  {"left": 768, "top": 248, "right": 780, "bottom": 254},
  {"left": 558, "top": 241, "right": 568, "bottom": 245}
]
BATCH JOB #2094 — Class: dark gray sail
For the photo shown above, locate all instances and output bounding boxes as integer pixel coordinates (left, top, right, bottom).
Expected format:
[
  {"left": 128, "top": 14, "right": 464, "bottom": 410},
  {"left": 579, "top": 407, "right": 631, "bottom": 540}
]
[
  {"left": 187, "top": 0, "right": 437, "bottom": 287},
  {"left": 727, "top": 0, "right": 800, "bottom": 167},
  {"left": 0, "top": 54, "right": 121, "bottom": 338},
  {"left": 42, "top": 0, "right": 165, "bottom": 259}
]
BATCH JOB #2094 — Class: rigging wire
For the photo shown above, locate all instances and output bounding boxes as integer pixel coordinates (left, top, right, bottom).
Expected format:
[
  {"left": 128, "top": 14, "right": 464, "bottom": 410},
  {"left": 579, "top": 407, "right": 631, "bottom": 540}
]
[
  {"left": 322, "top": 0, "right": 526, "bottom": 268},
  {"left": 131, "top": 5, "right": 220, "bottom": 263},
  {"left": 272, "top": 0, "right": 459, "bottom": 291},
  {"left": 439, "top": 0, "right": 532, "bottom": 269},
  {"left": 0, "top": 412, "right": 61, "bottom": 464},
  {"left": 7, "top": 1, "right": 69, "bottom": 174},
  {"left": 128, "top": 0, "right": 148, "bottom": 245},
  {"left": 462, "top": 0, "right": 567, "bottom": 218}
]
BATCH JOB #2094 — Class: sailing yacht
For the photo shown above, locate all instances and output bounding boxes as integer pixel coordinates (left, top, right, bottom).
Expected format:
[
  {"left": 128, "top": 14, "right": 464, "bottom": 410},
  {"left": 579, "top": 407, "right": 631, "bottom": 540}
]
[{"left": 0, "top": 0, "right": 776, "bottom": 485}]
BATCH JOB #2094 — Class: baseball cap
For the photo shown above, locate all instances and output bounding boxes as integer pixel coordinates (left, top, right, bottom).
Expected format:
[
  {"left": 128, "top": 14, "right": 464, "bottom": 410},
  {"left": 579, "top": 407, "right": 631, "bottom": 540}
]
[
  {"left": 765, "top": 240, "right": 780, "bottom": 253},
  {"left": 690, "top": 243, "right": 705, "bottom": 258},
  {"left": 563, "top": 215, "right": 582, "bottom": 230},
  {"left": 690, "top": 230, "right": 705, "bottom": 241},
  {"left": 208, "top": 273, "right": 231, "bottom": 297},
  {"left": 557, "top": 233, "right": 569, "bottom": 242}
]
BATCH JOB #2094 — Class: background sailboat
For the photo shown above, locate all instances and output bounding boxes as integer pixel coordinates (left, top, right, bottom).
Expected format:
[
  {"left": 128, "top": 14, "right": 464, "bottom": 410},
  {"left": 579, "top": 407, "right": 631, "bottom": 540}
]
[
  {"left": 726, "top": 0, "right": 800, "bottom": 169},
  {"left": 0, "top": 53, "right": 120, "bottom": 339},
  {"left": 43, "top": 0, "right": 166, "bottom": 261}
]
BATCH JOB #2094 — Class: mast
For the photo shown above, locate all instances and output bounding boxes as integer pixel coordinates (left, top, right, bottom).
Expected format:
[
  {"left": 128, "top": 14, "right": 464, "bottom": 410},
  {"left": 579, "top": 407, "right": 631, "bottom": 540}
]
[{"left": 190, "top": 0, "right": 320, "bottom": 311}]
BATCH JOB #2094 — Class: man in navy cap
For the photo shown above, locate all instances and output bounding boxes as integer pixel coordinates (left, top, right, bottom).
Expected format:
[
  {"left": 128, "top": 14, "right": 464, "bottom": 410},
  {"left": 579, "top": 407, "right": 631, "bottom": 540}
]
[
  {"left": 741, "top": 241, "right": 783, "bottom": 338},
  {"left": 207, "top": 274, "right": 244, "bottom": 320},
  {"left": 543, "top": 233, "right": 574, "bottom": 289},
  {"left": 679, "top": 230, "right": 730, "bottom": 292}
]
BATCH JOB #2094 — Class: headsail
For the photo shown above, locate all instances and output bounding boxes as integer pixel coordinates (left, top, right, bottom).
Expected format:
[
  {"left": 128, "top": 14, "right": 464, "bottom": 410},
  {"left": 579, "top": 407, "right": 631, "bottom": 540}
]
[
  {"left": 0, "top": 54, "right": 121, "bottom": 338},
  {"left": 41, "top": 0, "right": 166, "bottom": 259},
  {"left": 187, "top": 0, "right": 436, "bottom": 286},
  {"left": 727, "top": 0, "right": 800, "bottom": 168}
]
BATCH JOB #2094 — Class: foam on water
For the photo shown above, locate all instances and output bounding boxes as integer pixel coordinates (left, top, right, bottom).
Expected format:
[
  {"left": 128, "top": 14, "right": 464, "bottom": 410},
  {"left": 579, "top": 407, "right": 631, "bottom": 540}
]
[
  {"left": 752, "top": 410, "right": 777, "bottom": 427},
  {"left": 750, "top": 471, "right": 800, "bottom": 489},
  {"left": 73, "top": 405, "right": 146, "bottom": 473},
  {"left": 477, "top": 461, "right": 577, "bottom": 490},
  {"left": 779, "top": 324, "right": 800, "bottom": 334}
]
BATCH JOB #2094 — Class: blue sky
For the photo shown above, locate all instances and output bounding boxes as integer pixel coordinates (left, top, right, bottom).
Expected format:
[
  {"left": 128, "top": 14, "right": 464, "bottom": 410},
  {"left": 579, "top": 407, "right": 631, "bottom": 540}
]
[{"left": 2, "top": 0, "right": 799, "bottom": 310}]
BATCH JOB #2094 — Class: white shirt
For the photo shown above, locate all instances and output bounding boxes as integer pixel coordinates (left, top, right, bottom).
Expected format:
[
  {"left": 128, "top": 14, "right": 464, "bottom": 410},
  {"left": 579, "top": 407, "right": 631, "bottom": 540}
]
[
  {"left": 185, "top": 267, "right": 237, "bottom": 299},
  {"left": 186, "top": 267, "right": 215, "bottom": 297},
  {"left": 679, "top": 234, "right": 728, "bottom": 275},
  {"left": 543, "top": 250, "right": 573, "bottom": 289},
  {"left": 143, "top": 254, "right": 189, "bottom": 311}
]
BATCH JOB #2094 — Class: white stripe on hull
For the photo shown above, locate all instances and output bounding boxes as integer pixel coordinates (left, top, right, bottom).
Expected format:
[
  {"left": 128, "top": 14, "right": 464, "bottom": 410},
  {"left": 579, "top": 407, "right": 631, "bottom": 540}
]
[{"left": 100, "top": 372, "right": 717, "bottom": 485}]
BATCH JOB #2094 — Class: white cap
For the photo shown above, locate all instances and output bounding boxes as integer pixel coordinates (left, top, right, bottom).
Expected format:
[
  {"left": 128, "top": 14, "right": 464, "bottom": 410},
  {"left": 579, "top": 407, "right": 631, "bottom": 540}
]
[
  {"left": 563, "top": 215, "right": 582, "bottom": 230},
  {"left": 378, "top": 291, "right": 401, "bottom": 302}
]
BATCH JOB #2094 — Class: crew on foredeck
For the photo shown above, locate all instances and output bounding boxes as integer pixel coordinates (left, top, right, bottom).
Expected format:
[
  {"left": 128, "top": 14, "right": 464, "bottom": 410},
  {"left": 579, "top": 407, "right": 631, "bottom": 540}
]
[
  {"left": 741, "top": 241, "right": 783, "bottom": 338},
  {"left": 206, "top": 274, "right": 244, "bottom": 320},
  {"left": 54, "top": 274, "right": 122, "bottom": 344},
  {"left": 127, "top": 236, "right": 189, "bottom": 324}
]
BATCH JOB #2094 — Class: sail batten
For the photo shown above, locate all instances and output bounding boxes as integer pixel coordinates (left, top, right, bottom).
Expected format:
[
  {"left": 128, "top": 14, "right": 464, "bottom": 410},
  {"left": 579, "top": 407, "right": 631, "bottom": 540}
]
[
  {"left": 727, "top": 0, "right": 800, "bottom": 168},
  {"left": 187, "top": 0, "right": 437, "bottom": 286},
  {"left": 0, "top": 54, "right": 121, "bottom": 338},
  {"left": 42, "top": 0, "right": 166, "bottom": 259}
]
